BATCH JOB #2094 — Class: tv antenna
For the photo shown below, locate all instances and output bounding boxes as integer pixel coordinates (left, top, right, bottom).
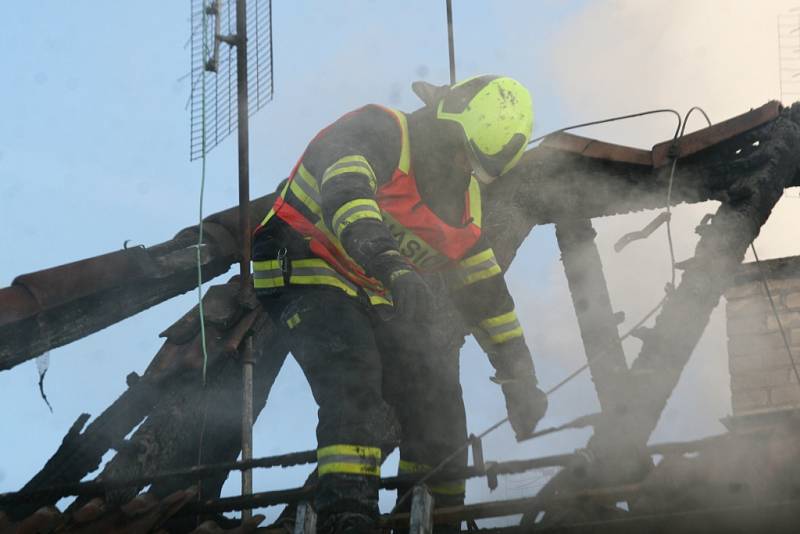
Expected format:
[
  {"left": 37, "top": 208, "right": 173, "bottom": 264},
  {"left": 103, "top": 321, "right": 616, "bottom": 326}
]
[
  {"left": 189, "top": 0, "right": 274, "bottom": 520},
  {"left": 778, "top": 8, "right": 800, "bottom": 102}
]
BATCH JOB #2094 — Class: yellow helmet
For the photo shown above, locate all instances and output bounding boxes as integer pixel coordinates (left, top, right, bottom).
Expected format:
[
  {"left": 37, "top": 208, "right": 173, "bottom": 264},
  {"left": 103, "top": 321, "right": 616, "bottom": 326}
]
[{"left": 436, "top": 75, "right": 534, "bottom": 184}]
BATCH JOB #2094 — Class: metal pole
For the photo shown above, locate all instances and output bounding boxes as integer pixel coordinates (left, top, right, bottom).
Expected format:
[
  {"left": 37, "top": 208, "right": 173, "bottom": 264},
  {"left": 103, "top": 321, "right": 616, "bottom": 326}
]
[
  {"left": 234, "top": 0, "right": 254, "bottom": 522},
  {"left": 446, "top": 0, "right": 456, "bottom": 85}
]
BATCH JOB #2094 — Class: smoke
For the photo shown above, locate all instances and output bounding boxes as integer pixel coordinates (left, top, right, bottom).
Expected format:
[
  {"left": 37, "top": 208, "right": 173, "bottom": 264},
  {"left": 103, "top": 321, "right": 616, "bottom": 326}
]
[
  {"left": 547, "top": 0, "right": 800, "bottom": 260},
  {"left": 507, "top": 0, "right": 800, "bottom": 449}
]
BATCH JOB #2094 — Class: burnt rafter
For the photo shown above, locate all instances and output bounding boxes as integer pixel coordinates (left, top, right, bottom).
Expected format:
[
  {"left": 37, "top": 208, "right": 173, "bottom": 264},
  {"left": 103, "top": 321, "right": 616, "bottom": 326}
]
[
  {"left": 528, "top": 104, "right": 800, "bottom": 524},
  {"left": 554, "top": 218, "right": 629, "bottom": 415},
  {"left": 622, "top": 105, "right": 800, "bottom": 447},
  {"left": 2, "top": 279, "right": 283, "bottom": 520},
  {"left": 0, "top": 197, "right": 272, "bottom": 373}
]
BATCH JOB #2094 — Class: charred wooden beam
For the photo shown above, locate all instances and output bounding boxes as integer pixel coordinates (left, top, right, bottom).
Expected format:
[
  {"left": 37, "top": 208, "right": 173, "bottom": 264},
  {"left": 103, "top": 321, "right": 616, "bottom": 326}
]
[
  {"left": 4, "top": 433, "right": 724, "bottom": 504},
  {"left": 87, "top": 305, "right": 287, "bottom": 507},
  {"left": 0, "top": 450, "right": 319, "bottom": 507},
  {"left": 1, "top": 378, "right": 159, "bottom": 520},
  {"left": 554, "top": 218, "right": 629, "bottom": 414},
  {"left": 531, "top": 103, "right": 800, "bottom": 522},
  {"left": 0, "top": 195, "right": 273, "bottom": 373},
  {"left": 1, "top": 280, "right": 279, "bottom": 523},
  {"left": 621, "top": 105, "right": 800, "bottom": 451},
  {"left": 483, "top": 102, "right": 797, "bottom": 269}
]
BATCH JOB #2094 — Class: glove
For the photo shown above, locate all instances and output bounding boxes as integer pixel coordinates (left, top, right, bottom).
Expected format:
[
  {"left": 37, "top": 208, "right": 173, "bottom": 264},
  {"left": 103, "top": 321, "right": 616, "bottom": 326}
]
[
  {"left": 366, "top": 250, "right": 433, "bottom": 324},
  {"left": 388, "top": 268, "right": 433, "bottom": 323},
  {"left": 497, "top": 374, "right": 548, "bottom": 441},
  {"left": 484, "top": 337, "right": 546, "bottom": 439}
]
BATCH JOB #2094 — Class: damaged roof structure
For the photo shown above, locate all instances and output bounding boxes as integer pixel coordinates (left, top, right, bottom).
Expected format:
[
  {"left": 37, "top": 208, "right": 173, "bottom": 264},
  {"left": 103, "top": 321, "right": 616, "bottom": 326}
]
[{"left": 3, "top": 101, "right": 800, "bottom": 532}]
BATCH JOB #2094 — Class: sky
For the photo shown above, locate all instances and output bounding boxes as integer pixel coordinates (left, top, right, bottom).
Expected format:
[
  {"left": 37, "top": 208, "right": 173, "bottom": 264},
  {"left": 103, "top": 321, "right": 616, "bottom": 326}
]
[{"left": 1, "top": 0, "right": 799, "bottom": 525}]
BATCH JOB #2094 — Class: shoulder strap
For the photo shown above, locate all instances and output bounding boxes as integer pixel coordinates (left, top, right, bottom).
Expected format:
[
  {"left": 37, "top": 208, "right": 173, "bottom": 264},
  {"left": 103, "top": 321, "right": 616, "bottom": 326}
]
[{"left": 367, "top": 104, "right": 411, "bottom": 175}]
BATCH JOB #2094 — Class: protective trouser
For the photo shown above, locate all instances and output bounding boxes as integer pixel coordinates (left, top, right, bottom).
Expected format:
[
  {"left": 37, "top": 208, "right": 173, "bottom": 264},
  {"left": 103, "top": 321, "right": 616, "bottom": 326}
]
[
  {"left": 261, "top": 285, "right": 467, "bottom": 521},
  {"left": 375, "top": 311, "right": 468, "bottom": 511}
]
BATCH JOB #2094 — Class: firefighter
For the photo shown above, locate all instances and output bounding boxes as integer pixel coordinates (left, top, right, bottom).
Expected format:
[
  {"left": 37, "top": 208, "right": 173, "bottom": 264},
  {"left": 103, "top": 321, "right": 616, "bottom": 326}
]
[{"left": 253, "top": 75, "right": 547, "bottom": 533}]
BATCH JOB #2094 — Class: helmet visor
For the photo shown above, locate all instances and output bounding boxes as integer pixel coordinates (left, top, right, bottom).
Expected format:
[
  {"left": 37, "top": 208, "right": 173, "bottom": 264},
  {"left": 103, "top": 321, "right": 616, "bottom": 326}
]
[{"left": 466, "top": 133, "right": 526, "bottom": 184}]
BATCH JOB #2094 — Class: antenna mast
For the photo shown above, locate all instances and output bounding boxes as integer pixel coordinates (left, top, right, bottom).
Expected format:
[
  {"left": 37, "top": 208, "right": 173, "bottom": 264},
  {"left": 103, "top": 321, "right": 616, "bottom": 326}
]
[
  {"left": 778, "top": 9, "right": 800, "bottom": 102},
  {"left": 190, "top": 0, "right": 274, "bottom": 520},
  {"left": 234, "top": 0, "right": 255, "bottom": 520},
  {"left": 446, "top": 0, "right": 456, "bottom": 84}
]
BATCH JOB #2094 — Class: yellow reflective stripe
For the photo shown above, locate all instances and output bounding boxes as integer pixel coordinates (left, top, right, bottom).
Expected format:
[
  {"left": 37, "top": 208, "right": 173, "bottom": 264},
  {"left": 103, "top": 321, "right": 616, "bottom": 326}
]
[
  {"left": 289, "top": 168, "right": 323, "bottom": 217},
  {"left": 467, "top": 177, "right": 482, "bottom": 228},
  {"left": 479, "top": 310, "right": 524, "bottom": 344},
  {"left": 296, "top": 165, "right": 356, "bottom": 259},
  {"left": 366, "top": 290, "right": 392, "bottom": 306},
  {"left": 318, "top": 462, "right": 381, "bottom": 477},
  {"left": 258, "top": 179, "right": 292, "bottom": 227},
  {"left": 429, "top": 480, "right": 467, "bottom": 496},
  {"left": 318, "top": 444, "right": 382, "bottom": 477},
  {"left": 259, "top": 207, "right": 276, "bottom": 228},
  {"left": 318, "top": 444, "right": 382, "bottom": 459},
  {"left": 489, "top": 326, "right": 523, "bottom": 344},
  {"left": 290, "top": 274, "right": 358, "bottom": 296},
  {"left": 322, "top": 155, "right": 377, "bottom": 192},
  {"left": 452, "top": 248, "right": 501, "bottom": 287},
  {"left": 398, "top": 459, "right": 428, "bottom": 474},
  {"left": 460, "top": 263, "right": 502, "bottom": 286},
  {"left": 383, "top": 108, "right": 410, "bottom": 173},
  {"left": 252, "top": 259, "right": 280, "bottom": 271},
  {"left": 480, "top": 310, "right": 517, "bottom": 329},
  {"left": 252, "top": 260, "right": 284, "bottom": 289},
  {"left": 286, "top": 313, "right": 301, "bottom": 329},
  {"left": 461, "top": 248, "right": 494, "bottom": 268},
  {"left": 398, "top": 460, "right": 465, "bottom": 496},
  {"left": 331, "top": 198, "right": 382, "bottom": 238},
  {"left": 297, "top": 164, "right": 321, "bottom": 193},
  {"left": 254, "top": 258, "right": 362, "bottom": 297},
  {"left": 289, "top": 259, "right": 359, "bottom": 297}
]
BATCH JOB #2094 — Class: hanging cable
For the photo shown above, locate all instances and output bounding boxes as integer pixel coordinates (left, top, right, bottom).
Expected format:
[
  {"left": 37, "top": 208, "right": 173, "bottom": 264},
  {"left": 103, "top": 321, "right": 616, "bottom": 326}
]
[
  {"left": 665, "top": 107, "right": 713, "bottom": 288},
  {"left": 197, "top": 4, "right": 211, "bottom": 387},
  {"left": 193, "top": 5, "right": 214, "bottom": 517},
  {"left": 528, "top": 108, "right": 682, "bottom": 145}
]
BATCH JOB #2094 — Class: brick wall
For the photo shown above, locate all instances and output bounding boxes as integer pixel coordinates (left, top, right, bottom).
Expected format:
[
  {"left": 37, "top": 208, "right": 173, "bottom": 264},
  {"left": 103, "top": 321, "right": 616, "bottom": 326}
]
[{"left": 725, "top": 257, "right": 800, "bottom": 415}]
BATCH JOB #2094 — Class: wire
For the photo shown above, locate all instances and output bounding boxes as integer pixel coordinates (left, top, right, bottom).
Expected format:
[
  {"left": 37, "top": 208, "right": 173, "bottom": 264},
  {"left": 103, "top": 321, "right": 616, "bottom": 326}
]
[
  {"left": 528, "top": 108, "right": 682, "bottom": 145},
  {"left": 194, "top": 5, "right": 213, "bottom": 522},
  {"left": 197, "top": 3, "right": 211, "bottom": 387},
  {"left": 750, "top": 243, "right": 800, "bottom": 386},
  {"left": 665, "top": 107, "right": 713, "bottom": 288}
]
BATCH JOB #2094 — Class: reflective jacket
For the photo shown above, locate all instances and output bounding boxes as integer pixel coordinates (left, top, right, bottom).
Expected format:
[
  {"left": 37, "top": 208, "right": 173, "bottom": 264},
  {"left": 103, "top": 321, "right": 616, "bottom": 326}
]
[{"left": 252, "top": 105, "right": 526, "bottom": 349}]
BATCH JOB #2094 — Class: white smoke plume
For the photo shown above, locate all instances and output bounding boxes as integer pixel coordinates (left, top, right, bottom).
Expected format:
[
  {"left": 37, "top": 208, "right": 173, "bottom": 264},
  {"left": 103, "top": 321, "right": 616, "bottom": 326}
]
[{"left": 515, "top": 0, "right": 800, "bottom": 449}]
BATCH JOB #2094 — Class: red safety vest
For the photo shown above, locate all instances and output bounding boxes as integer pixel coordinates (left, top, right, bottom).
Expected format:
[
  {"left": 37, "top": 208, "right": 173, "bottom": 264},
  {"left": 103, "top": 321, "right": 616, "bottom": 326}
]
[{"left": 255, "top": 105, "right": 482, "bottom": 293}]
